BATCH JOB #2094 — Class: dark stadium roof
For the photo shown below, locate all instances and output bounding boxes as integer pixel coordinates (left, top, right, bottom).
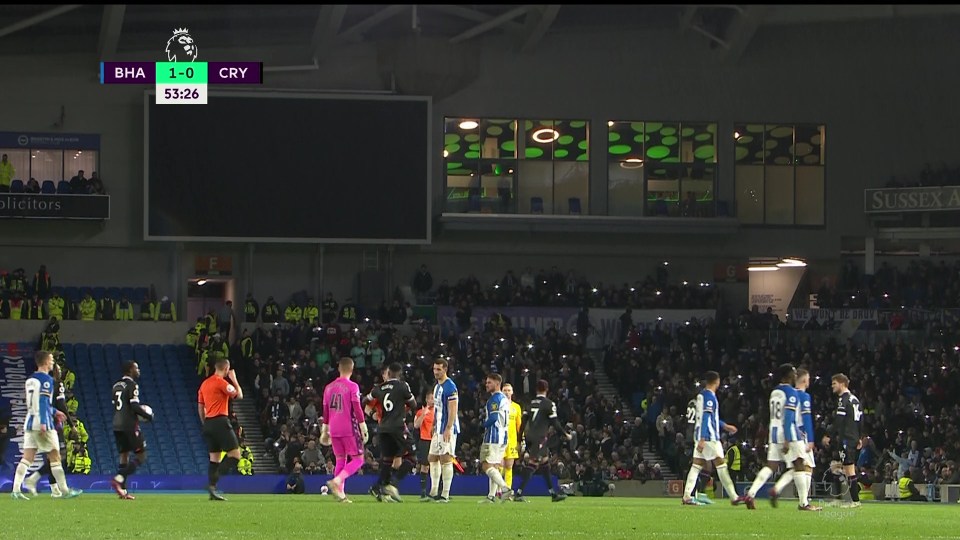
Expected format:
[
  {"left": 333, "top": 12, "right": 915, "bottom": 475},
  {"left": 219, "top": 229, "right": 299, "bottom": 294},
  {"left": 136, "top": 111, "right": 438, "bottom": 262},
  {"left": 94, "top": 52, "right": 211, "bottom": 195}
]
[{"left": 3, "top": 5, "right": 960, "bottom": 60}]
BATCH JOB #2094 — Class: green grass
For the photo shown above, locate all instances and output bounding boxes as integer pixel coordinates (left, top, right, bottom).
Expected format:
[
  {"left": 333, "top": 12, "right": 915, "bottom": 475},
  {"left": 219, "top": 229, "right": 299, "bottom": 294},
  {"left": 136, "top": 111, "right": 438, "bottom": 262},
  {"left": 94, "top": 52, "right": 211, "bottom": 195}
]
[{"left": 5, "top": 494, "right": 960, "bottom": 539}]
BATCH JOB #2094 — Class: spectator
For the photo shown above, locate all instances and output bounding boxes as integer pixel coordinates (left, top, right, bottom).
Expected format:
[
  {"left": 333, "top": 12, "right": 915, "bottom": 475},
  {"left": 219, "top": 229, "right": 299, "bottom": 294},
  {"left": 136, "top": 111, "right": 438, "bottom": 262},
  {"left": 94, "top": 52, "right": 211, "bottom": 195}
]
[
  {"left": 87, "top": 171, "right": 106, "bottom": 194},
  {"left": 897, "top": 470, "right": 928, "bottom": 502},
  {"left": 286, "top": 463, "right": 305, "bottom": 494},
  {"left": 0, "top": 154, "right": 13, "bottom": 192},
  {"left": 244, "top": 293, "right": 259, "bottom": 323},
  {"left": 217, "top": 300, "right": 235, "bottom": 341},
  {"left": 69, "top": 169, "right": 88, "bottom": 194},
  {"left": 156, "top": 295, "right": 176, "bottom": 322},
  {"left": 32, "top": 265, "right": 51, "bottom": 299},
  {"left": 413, "top": 264, "right": 433, "bottom": 299},
  {"left": 25, "top": 178, "right": 40, "bottom": 193},
  {"left": 78, "top": 293, "right": 96, "bottom": 321},
  {"left": 300, "top": 440, "right": 321, "bottom": 474},
  {"left": 321, "top": 293, "right": 338, "bottom": 324},
  {"left": 262, "top": 296, "right": 281, "bottom": 324}
]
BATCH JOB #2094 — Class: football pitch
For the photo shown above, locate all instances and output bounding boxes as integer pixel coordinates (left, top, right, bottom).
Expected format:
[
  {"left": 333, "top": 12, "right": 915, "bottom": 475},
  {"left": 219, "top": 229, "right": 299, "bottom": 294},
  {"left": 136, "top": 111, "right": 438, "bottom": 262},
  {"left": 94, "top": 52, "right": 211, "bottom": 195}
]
[{"left": 5, "top": 494, "right": 960, "bottom": 539}]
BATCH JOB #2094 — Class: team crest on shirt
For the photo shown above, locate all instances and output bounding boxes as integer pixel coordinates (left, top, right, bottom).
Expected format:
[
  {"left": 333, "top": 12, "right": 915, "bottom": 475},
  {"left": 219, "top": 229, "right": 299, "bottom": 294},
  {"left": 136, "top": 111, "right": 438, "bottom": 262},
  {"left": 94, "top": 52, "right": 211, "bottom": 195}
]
[
  {"left": 43, "top": 381, "right": 51, "bottom": 389},
  {"left": 804, "top": 400, "right": 811, "bottom": 408}
]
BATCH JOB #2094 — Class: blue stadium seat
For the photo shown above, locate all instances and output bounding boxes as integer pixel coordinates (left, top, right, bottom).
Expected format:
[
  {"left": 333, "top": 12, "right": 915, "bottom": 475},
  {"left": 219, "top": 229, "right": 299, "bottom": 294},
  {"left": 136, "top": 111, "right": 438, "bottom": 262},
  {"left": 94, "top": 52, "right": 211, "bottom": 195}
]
[
  {"left": 120, "top": 287, "right": 135, "bottom": 300},
  {"left": 531, "top": 196, "right": 544, "bottom": 214},
  {"left": 50, "top": 286, "right": 64, "bottom": 298},
  {"left": 88, "top": 343, "right": 104, "bottom": 364},
  {"left": 56, "top": 180, "right": 71, "bottom": 194},
  {"left": 10, "top": 179, "right": 24, "bottom": 193},
  {"left": 73, "top": 343, "right": 88, "bottom": 363},
  {"left": 92, "top": 287, "right": 106, "bottom": 300},
  {"left": 133, "top": 344, "right": 148, "bottom": 362},
  {"left": 106, "top": 287, "right": 121, "bottom": 300},
  {"left": 134, "top": 287, "right": 148, "bottom": 301},
  {"left": 104, "top": 344, "right": 119, "bottom": 363},
  {"left": 64, "top": 286, "right": 79, "bottom": 302},
  {"left": 118, "top": 344, "right": 133, "bottom": 361},
  {"left": 40, "top": 180, "right": 56, "bottom": 194},
  {"left": 568, "top": 197, "right": 582, "bottom": 215}
]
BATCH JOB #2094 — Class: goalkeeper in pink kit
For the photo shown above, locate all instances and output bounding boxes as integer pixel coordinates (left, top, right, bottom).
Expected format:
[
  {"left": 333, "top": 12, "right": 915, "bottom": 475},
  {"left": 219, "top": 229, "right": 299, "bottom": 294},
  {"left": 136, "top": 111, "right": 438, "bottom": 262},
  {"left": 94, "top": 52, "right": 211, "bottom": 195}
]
[{"left": 321, "top": 357, "right": 369, "bottom": 502}]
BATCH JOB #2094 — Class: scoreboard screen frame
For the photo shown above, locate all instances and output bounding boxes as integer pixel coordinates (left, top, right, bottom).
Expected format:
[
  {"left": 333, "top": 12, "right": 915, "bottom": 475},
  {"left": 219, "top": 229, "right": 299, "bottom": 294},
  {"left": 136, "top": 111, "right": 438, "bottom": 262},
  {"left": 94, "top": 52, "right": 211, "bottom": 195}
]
[{"left": 142, "top": 89, "right": 433, "bottom": 245}]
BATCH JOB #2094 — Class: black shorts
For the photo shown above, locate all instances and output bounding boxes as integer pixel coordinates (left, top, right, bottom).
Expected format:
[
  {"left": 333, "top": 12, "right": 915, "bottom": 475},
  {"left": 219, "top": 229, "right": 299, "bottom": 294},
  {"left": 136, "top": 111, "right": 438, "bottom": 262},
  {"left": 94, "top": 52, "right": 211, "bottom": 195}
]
[
  {"left": 379, "top": 431, "right": 406, "bottom": 459},
  {"left": 525, "top": 436, "right": 549, "bottom": 460},
  {"left": 114, "top": 428, "right": 146, "bottom": 454},
  {"left": 203, "top": 416, "right": 239, "bottom": 453},
  {"left": 838, "top": 439, "right": 859, "bottom": 467},
  {"left": 416, "top": 439, "right": 431, "bottom": 464}
]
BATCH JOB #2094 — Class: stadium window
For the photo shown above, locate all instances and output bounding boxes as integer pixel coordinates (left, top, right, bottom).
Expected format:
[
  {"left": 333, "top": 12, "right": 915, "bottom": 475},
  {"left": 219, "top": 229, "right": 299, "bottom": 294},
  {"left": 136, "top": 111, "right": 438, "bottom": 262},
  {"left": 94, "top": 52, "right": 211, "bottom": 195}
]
[
  {"left": 0, "top": 147, "right": 99, "bottom": 184},
  {"left": 734, "top": 123, "right": 825, "bottom": 226},
  {"left": 606, "top": 121, "right": 717, "bottom": 217},
  {"left": 443, "top": 117, "right": 589, "bottom": 215}
]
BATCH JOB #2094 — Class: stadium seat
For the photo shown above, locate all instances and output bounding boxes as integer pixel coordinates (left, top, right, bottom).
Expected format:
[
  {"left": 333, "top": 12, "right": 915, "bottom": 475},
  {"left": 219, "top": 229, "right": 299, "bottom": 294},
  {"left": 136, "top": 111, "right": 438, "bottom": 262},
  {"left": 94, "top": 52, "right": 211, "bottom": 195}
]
[
  {"left": 40, "top": 180, "right": 56, "bottom": 194},
  {"left": 64, "top": 286, "right": 79, "bottom": 302},
  {"left": 88, "top": 343, "right": 104, "bottom": 364},
  {"left": 531, "top": 196, "right": 544, "bottom": 214},
  {"left": 568, "top": 197, "right": 582, "bottom": 215},
  {"left": 92, "top": 286, "right": 106, "bottom": 300},
  {"left": 120, "top": 287, "right": 135, "bottom": 300},
  {"left": 73, "top": 343, "right": 88, "bottom": 363},
  {"left": 50, "top": 286, "right": 64, "bottom": 297},
  {"left": 10, "top": 179, "right": 23, "bottom": 192},
  {"left": 106, "top": 286, "right": 121, "bottom": 300},
  {"left": 134, "top": 287, "right": 148, "bottom": 301},
  {"left": 56, "top": 180, "right": 71, "bottom": 194}
]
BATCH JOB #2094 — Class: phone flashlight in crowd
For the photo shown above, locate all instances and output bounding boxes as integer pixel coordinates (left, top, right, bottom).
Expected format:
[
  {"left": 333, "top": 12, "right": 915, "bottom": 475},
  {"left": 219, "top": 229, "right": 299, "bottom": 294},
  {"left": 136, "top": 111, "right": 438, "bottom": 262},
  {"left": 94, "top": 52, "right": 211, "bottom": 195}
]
[
  {"left": 615, "top": 409, "right": 620, "bottom": 413},
  {"left": 630, "top": 287, "right": 635, "bottom": 292},
  {"left": 685, "top": 321, "right": 690, "bottom": 326},
  {"left": 353, "top": 328, "right": 359, "bottom": 333},
  {"left": 584, "top": 371, "right": 590, "bottom": 376},
  {"left": 527, "top": 344, "right": 534, "bottom": 349},
  {"left": 405, "top": 363, "right": 411, "bottom": 368},
  {"left": 274, "top": 322, "right": 280, "bottom": 326},
  {"left": 467, "top": 336, "right": 472, "bottom": 340},
  {"left": 500, "top": 338, "right": 505, "bottom": 342},
  {"left": 656, "top": 317, "right": 663, "bottom": 321},
  {"left": 364, "top": 317, "right": 370, "bottom": 322},
  {"left": 656, "top": 386, "right": 662, "bottom": 390},
  {"left": 591, "top": 288, "right": 598, "bottom": 293},
  {"left": 655, "top": 291, "right": 661, "bottom": 296},
  {"left": 523, "top": 369, "right": 529, "bottom": 374},
  {"left": 494, "top": 284, "right": 500, "bottom": 289}
]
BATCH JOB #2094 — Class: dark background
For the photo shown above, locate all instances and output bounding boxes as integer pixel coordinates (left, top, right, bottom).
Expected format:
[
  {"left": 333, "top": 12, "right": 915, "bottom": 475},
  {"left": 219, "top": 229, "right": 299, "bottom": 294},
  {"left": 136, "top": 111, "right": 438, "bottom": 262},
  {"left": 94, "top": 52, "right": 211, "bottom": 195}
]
[{"left": 146, "top": 94, "right": 429, "bottom": 241}]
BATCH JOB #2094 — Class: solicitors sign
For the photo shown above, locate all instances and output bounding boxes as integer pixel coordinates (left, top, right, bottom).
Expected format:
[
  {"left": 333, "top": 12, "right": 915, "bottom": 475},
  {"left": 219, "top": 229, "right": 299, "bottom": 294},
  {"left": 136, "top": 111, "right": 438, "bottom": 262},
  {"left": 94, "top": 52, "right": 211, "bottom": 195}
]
[{"left": 864, "top": 187, "right": 960, "bottom": 213}]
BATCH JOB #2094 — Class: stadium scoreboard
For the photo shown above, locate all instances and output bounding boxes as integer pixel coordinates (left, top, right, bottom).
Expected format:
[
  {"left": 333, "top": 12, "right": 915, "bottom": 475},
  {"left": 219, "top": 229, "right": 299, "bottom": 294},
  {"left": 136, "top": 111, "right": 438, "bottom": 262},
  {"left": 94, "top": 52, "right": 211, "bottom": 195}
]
[{"left": 100, "top": 61, "right": 263, "bottom": 104}]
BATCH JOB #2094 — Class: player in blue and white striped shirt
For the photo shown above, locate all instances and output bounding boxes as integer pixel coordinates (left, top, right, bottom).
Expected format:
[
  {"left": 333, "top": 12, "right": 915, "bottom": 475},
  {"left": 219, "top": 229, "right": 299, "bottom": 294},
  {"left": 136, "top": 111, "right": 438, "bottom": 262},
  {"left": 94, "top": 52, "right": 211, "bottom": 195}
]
[
  {"left": 11, "top": 351, "right": 82, "bottom": 500},
  {"left": 478, "top": 373, "right": 514, "bottom": 503},
  {"left": 428, "top": 357, "right": 460, "bottom": 502},
  {"left": 745, "top": 363, "right": 812, "bottom": 509},
  {"left": 682, "top": 371, "right": 745, "bottom": 506}
]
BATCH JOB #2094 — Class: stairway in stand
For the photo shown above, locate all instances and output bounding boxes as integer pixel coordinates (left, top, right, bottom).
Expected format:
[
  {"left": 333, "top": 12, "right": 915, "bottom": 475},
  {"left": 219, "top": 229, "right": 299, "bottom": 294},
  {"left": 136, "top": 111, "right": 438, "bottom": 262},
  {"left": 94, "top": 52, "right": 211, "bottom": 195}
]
[
  {"left": 233, "top": 387, "right": 279, "bottom": 475},
  {"left": 591, "top": 364, "right": 678, "bottom": 480}
]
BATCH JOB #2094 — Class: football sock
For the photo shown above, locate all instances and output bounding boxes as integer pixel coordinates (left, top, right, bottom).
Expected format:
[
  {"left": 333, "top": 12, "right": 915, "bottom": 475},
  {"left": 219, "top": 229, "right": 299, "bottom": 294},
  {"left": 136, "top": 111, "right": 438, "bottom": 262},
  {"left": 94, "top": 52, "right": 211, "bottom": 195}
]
[
  {"left": 419, "top": 470, "right": 428, "bottom": 495},
  {"left": 440, "top": 462, "right": 454, "bottom": 499},
  {"left": 39, "top": 459, "right": 54, "bottom": 484},
  {"left": 208, "top": 461, "right": 220, "bottom": 487},
  {"left": 539, "top": 464, "right": 556, "bottom": 495},
  {"left": 50, "top": 462, "right": 70, "bottom": 491},
  {"left": 773, "top": 469, "right": 795, "bottom": 493},
  {"left": 517, "top": 463, "right": 537, "bottom": 495},
  {"left": 486, "top": 466, "right": 509, "bottom": 491},
  {"left": 337, "top": 455, "right": 364, "bottom": 482},
  {"left": 487, "top": 475, "right": 497, "bottom": 498},
  {"left": 748, "top": 466, "right": 774, "bottom": 497},
  {"left": 13, "top": 459, "right": 30, "bottom": 492},
  {"left": 218, "top": 456, "right": 239, "bottom": 476},
  {"left": 684, "top": 464, "right": 703, "bottom": 499},
  {"left": 695, "top": 469, "right": 711, "bottom": 497},
  {"left": 504, "top": 464, "right": 514, "bottom": 489},
  {"left": 378, "top": 459, "right": 394, "bottom": 486},
  {"left": 795, "top": 471, "right": 811, "bottom": 506},
  {"left": 848, "top": 475, "right": 860, "bottom": 502},
  {"left": 716, "top": 464, "right": 738, "bottom": 499},
  {"left": 429, "top": 461, "right": 441, "bottom": 496}
]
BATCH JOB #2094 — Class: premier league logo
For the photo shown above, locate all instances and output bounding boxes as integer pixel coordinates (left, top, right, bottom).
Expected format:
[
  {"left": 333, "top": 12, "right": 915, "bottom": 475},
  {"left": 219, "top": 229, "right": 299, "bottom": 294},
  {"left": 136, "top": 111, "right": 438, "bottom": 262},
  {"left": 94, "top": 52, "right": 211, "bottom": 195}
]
[{"left": 165, "top": 28, "right": 198, "bottom": 62}]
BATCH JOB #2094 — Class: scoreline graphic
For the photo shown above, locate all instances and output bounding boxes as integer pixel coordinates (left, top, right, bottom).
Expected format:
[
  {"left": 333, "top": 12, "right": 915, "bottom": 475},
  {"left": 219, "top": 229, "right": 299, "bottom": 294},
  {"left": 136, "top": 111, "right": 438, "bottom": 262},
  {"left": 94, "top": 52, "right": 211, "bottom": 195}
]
[{"left": 100, "top": 28, "right": 263, "bottom": 104}]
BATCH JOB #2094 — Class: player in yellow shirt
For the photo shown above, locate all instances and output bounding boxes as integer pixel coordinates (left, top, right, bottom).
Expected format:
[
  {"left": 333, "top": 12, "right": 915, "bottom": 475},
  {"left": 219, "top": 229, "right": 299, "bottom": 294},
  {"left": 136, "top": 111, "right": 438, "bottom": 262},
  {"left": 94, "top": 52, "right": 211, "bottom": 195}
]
[{"left": 502, "top": 383, "right": 523, "bottom": 491}]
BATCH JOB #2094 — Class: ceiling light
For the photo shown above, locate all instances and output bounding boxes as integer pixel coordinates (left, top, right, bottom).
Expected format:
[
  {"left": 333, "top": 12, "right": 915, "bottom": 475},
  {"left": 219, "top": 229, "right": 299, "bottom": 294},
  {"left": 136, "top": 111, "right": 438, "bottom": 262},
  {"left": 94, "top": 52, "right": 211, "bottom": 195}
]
[
  {"left": 607, "top": 121, "right": 615, "bottom": 127},
  {"left": 458, "top": 120, "right": 479, "bottom": 130},
  {"left": 196, "top": 279, "right": 207, "bottom": 286},
  {"left": 443, "top": 150, "right": 449, "bottom": 158},
  {"left": 531, "top": 128, "right": 559, "bottom": 143},
  {"left": 747, "top": 266, "right": 779, "bottom": 272},
  {"left": 734, "top": 131, "right": 741, "bottom": 139},
  {"left": 776, "top": 261, "right": 807, "bottom": 268},
  {"left": 620, "top": 158, "right": 644, "bottom": 169},
  {"left": 781, "top": 258, "right": 806, "bottom": 266}
]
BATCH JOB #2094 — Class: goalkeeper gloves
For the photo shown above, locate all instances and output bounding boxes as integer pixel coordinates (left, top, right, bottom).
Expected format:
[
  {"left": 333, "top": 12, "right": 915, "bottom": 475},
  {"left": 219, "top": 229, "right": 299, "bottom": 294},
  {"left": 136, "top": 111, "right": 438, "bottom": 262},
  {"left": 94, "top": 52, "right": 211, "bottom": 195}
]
[
  {"left": 320, "top": 424, "right": 331, "bottom": 446},
  {"left": 359, "top": 422, "right": 369, "bottom": 444}
]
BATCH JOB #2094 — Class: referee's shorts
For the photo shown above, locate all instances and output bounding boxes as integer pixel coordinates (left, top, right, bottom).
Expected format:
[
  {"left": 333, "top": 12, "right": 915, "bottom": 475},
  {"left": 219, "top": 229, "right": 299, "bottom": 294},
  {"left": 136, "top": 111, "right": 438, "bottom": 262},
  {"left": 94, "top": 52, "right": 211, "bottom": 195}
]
[{"left": 202, "top": 416, "right": 239, "bottom": 454}]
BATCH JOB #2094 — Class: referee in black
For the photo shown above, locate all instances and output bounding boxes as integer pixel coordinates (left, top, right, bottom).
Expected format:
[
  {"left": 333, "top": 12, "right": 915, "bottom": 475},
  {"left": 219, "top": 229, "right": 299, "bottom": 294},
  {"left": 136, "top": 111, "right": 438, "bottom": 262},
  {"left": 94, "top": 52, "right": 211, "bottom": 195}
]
[{"left": 821, "top": 373, "right": 863, "bottom": 507}]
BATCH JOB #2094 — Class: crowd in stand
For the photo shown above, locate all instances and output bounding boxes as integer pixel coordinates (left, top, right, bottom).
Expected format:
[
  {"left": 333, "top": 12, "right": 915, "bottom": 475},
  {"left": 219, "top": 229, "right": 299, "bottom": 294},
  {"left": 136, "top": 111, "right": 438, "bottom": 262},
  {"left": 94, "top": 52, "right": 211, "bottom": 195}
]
[
  {"left": 604, "top": 312, "right": 960, "bottom": 499},
  {"left": 885, "top": 162, "right": 960, "bottom": 189},
  {"left": 0, "top": 156, "right": 107, "bottom": 194},
  {"left": 815, "top": 259, "right": 960, "bottom": 311},
  {"left": 239, "top": 309, "right": 648, "bottom": 494},
  {"left": 413, "top": 264, "right": 719, "bottom": 310}
]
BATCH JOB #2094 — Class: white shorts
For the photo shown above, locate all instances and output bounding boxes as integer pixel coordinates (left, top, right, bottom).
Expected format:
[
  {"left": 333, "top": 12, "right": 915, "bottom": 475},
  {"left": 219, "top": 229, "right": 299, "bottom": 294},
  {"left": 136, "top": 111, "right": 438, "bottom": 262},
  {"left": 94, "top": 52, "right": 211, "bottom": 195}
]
[
  {"left": 429, "top": 432, "right": 458, "bottom": 457},
  {"left": 802, "top": 448, "right": 816, "bottom": 468},
  {"left": 24, "top": 429, "right": 59, "bottom": 453},
  {"left": 693, "top": 440, "right": 724, "bottom": 461},
  {"left": 766, "top": 441, "right": 806, "bottom": 464},
  {"left": 479, "top": 442, "right": 506, "bottom": 465}
]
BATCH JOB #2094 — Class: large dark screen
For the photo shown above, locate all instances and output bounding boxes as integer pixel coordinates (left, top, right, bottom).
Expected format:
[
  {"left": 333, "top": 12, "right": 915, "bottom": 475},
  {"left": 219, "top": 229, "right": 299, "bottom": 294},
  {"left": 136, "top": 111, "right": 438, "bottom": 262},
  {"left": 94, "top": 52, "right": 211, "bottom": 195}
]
[{"left": 146, "top": 93, "right": 430, "bottom": 242}]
